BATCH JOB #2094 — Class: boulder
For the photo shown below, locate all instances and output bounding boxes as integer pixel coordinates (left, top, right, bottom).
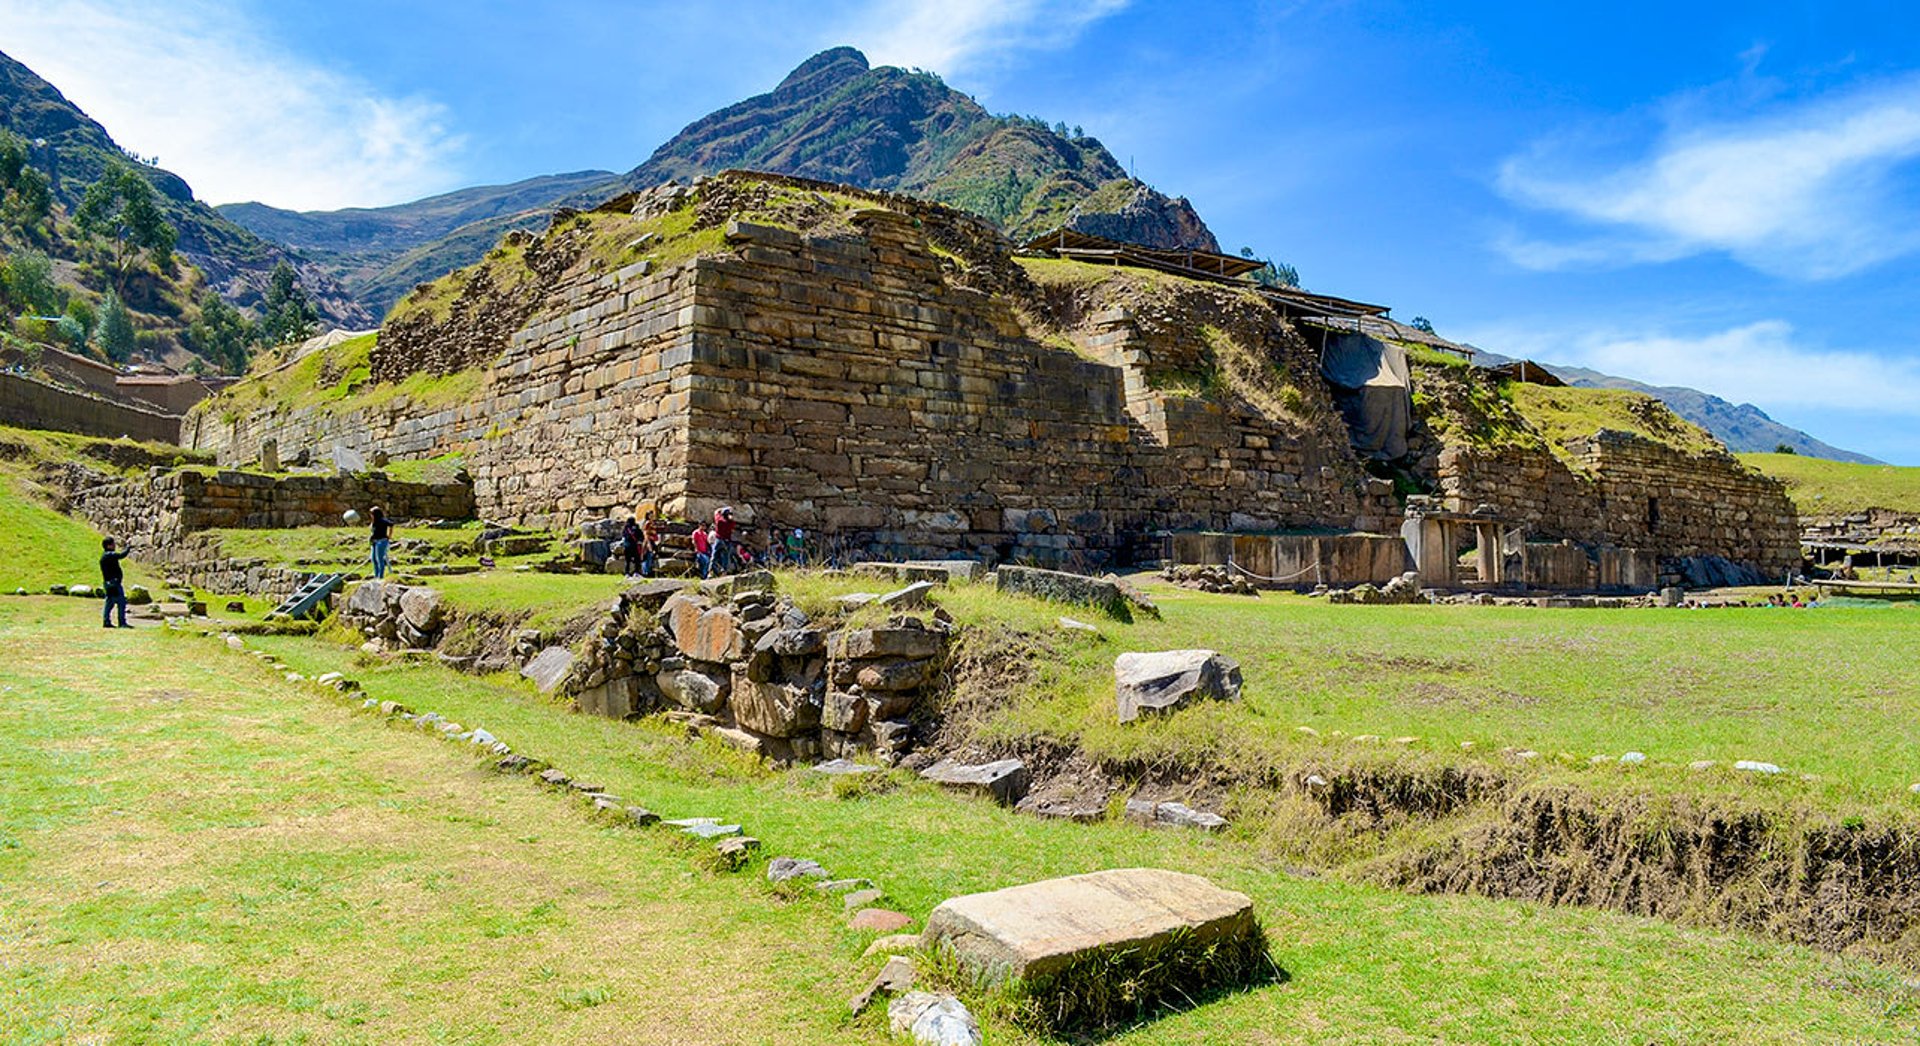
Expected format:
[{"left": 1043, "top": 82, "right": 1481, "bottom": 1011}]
[
  {"left": 856, "top": 658, "right": 933, "bottom": 692},
  {"left": 1125, "top": 799, "right": 1229, "bottom": 832},
  {"left": 125, "top": 585, "right": 152, "bottom": 605},
  {"left": 767, "top": 857, "right": 829, "bottom": 883},
  {"left": 665, "top": 594, "right": 745, "bottom": 663},
  {"left": 730, "top": 669, "right": 822, "bottom": 737},
  {"left": 923, "top": 868, "right": 1257, "bottom": 983},
  {"left": 851, "top": 908, "right": 914, "bottom": 933},
  {"left": 398, "top": 586, "right": 443, "bottom": 631},
  {"left": 758, "top": 627, "right": 826, "bottom": 658},
  {"left": 656, "top": 666, "right": 727, "bottom": 714},
  {"left": 920, "top": 758, "right": 1029, "bottom": 805},
  {"left": 1114, "top": 650, "right": 1242, "bottom": 723},
  {"left": 887, "top": 992, "right": 982, "bottom": 1046},
  {"left": 520, "top": 646, "right": 576, "bottom": 694},
  {"left": 823, "top": 690, "right": 870, "bottom": 733},
  {"left": 622, "top": 578, "right": 688, "bottom": 611},
  {"left": 346, "top": 580, "right": 388, "bottom": 617},
  {"left": 813, "top": 758, "right": 879, "bottom": 776},
  {"left": 849, "top": 954, "right": 917, "bottom": 1016}
]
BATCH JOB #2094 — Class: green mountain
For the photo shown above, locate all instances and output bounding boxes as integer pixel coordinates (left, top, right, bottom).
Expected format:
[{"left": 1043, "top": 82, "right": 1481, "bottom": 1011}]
[
  {"left": 1546, "top": 364, "right": 1880, "bottom": 464},
  {"left": 0, "top": 48, "right": 371, "bottom": 331},
  {"left": 225, "top": 46, "right": 1222, "bottom": 322},
  {"left": 603, "top": 47, "right": 1219, "bottom": 251},
  {"left": 217, "top": 170, "right": 613, "bottom": 318}
]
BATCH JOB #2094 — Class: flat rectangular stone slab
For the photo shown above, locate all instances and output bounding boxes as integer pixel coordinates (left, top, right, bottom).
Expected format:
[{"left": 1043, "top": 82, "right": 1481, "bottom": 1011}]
[{"left": 923, "top": 867, "right": 1256, "bottom": 982}]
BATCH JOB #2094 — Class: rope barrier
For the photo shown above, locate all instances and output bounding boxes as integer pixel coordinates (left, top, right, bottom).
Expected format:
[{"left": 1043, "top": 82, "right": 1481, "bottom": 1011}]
[{"left": 1226, "top": 556, "right": 1323, "bottom": 584}]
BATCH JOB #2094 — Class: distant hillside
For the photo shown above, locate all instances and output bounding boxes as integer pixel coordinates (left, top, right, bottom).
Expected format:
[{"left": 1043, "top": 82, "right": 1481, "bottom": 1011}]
[
  {"left": 1468, "top": 346, "right": 1877, "bottom": 464},
  {"left": 243, "top": 46, "right": 1223, "bottom": 321},
  {"left": 1543, "top": 364, "right": 1879, "bottom": 464},
  {"left": 0, "top": 49, "right": 370, "bottom": 332},
  {"left": 606, "top": 47, "right": 1217, "bottom": 252},
  {"left": 218, "top": 170, "right": 613, "bottom": 318},
  {"left": 1739, "top": 452, "right": 1920, "bottom": 517}
]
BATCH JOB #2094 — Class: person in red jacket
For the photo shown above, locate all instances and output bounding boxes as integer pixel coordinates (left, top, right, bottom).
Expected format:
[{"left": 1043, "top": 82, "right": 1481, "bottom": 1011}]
[
  {"left": 711, "top": 506, "right": 739, "bottom": 575},
  {"left": 691, "top": 522, "right": 714, "bottom": 578}
]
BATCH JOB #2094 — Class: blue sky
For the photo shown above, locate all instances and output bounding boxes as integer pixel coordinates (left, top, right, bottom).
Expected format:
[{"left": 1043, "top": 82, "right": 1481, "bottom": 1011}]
[{"left": 7, "top": 0, "right": 1920, "bottom": 462}]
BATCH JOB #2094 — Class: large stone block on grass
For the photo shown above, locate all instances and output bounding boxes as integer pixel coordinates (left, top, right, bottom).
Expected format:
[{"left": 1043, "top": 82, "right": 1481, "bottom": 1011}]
[
  {"left": 920, "top": 758, "right": 1029, "bottom": 805},
  {"left": 923, "top": 868, "right": 1258, "bottom": 984},
  {"left": 521, "top": 646, "right": 575, "bottom": 694},
  {"left": 1114, "top": 649, "right": 1242, "bottom": 723},
  {"left": 995, "top": 564, "right": 1127, "bottom": 617},
  {"left": 346, "top": 580, "right": 389, "bottom": 617}
]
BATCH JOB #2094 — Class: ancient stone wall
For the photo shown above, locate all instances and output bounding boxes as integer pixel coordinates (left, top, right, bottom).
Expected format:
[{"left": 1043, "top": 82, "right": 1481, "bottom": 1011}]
[
  {"left": 679, "top": 211, "right": 1393, "bottom": 565},
  {"left": 186, "top": 260, "right": 700, "bottom": 530},
  {"left": 70, "top": 468, "right": 474, "bottom": 552},
  {"left": 182, "top": 171, "right": 1792, "bottom": 574},
  {"left": 0, "top": 371, "right": 181, "bottom": 443},
  {"left": 1435, "top": 431, "right": 1797, "bottom": 577}
]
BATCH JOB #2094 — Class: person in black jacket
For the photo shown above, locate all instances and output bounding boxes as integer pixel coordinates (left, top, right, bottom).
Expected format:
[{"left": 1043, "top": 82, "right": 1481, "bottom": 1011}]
[
  {"left": 620, "top": 516, "right": 643, "bottom": 577},
  {"left": 369, "top": 507, "right": 392, "bottom": 579},
  {"left": 99, "top": 537, "right": 132, "bottom": 629}
]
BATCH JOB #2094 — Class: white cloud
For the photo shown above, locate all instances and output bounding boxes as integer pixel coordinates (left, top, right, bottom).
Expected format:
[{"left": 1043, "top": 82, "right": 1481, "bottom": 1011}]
[
  {"left": 1496, "top": 75, "right": 1920, "bottom": 279},
  {"left": 836, "top": 0, "right": 1129, "bottom": 79},
  {"left": 0, "top": 0, "right": 464, "bottom": 209},
  {"left": 1457, "top": 318, "right": 1920, "bottom": 418}
]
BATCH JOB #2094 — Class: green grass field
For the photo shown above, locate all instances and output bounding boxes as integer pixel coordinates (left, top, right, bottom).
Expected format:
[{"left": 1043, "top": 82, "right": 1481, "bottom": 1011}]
[
  {"left": 3, "top": 596, "right": 1916, "bottom": 1043},
  {"left": 1742, "top": 451, "right": 1920, "bottom": 516}
]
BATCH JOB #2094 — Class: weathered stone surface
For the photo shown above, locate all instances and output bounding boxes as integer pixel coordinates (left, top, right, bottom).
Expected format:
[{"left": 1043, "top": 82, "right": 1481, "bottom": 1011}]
[
  {"left": 731, "top": 669, "right": 821, "bottom": 737},
  {"left": 887, "top": 992, "right": 982, "bottom": 1046},
  {"left": 856, "top": 658, "right": 933, "bottom": 692},
  {"left": 851, "top": 908, "right": 914, "bottom": 933},
  {"left": 832, "top": 626, "right": 945, "bottom": 661},
  {"left": 346, "top": 580, "right": 388, "bottom": 617},
  {"left": 665, "top": 594, "right": 746, "bottom": 663},
  {"left": 622, "top": 578, "right": 687, "bottom": 610},
  {"left": 813, "top": 758, "right": 879, "bottom": 776},
  {"left": 398, "top": 586, "right": 443, "bottom": 631},
  {"left": 823, "top": 690, "right": 871, "bottom": 733},
  {"left": 920, "top": 758, "right": 1029, "bottom": 805},
  {"left": 996, "top": 565, "right": 1128, "bottom": 616},
  {"left": 520, "top": 646, "right": 575, "bottom": 693},
  {"left": 768, "top": 857, "right": 829, "bottom": 883},
  {"left": 878, "top": 580, "right": 940, "bottom": 608},
  {"left": 1125, "top": 799, "right": 1229, "bottom": 832},
  {"left": 849, "top": 954, "right": 917, "bottom": 1016},
  {"left": 656, "top": 666, "right": 727, "bottom": 714},
  {"left": 698, "top": 570, "right": 775, "bottom": 599},
  {"left": 923, "top": 868, "right": 1257, "bottom": 982},
  {"left": 1114, "top": 649, "right": 1242, "bottom": 723},
  {"left": 758, "top": 627, "right": 826, "bottom": 657}
]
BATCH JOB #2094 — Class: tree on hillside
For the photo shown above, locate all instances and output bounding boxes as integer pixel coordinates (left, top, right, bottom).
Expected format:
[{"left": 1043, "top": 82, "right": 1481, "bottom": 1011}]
[
  {"left": 3, "top": 249, "right": 60, "bottom": 316},
  {"left": 1239, "top": 247, "right": 1301, "bottom": 289},
  {"left": 1410, "top": 316, "right": 1435, "bottom": 334},
  {"left": 187, "top": 290, "right": 257, "bottom": 373},
  {"left": 94, "top": 291, "right": 135, "bottom": 363},
  {"left": 259, "top": 261, "right": 318, "bottom": 346},
  {"left": 0, "top": 131, "right": 52, "bottom": 233},
  {"left": 74, "top": 164, "right": 176, "bottom": 293}
]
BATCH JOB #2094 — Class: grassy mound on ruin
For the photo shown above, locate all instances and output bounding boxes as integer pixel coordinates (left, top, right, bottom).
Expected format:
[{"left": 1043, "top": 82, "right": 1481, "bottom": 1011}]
[
  {"left": 1507, "top": 383, "right": 1726, "bottom": 459},
  {"left": 6, "top": 594, "right": 1913, "bottom": 1041},
  {"left": 0, "top": 423, "right": 188, "bottom": 590},
  {"left": 1741, "top": 451, "right": 1920, "bottom": 517}
]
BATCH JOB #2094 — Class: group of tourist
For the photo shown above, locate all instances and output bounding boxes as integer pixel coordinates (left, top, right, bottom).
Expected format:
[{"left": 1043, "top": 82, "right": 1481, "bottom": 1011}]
[{"left": 616, "top": 505, "right": 809, "bottom": 579}]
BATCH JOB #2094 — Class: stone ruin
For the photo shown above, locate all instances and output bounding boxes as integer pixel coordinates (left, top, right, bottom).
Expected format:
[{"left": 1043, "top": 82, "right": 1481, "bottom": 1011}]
[
  {"left": 341, "top": 570, "right": 952, "bottom": 766},
  {"left": 181, "top": 169, "right": 1798, "bottom": 591}
]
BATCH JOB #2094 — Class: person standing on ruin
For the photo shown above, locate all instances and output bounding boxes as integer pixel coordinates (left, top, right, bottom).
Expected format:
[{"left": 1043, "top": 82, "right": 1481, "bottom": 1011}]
[
  {"left": 786, "top": 527, "right": 807, "bottom": 567},
  {"left": 620, "top": 515, "right": 643, "bottom": 577},
  {"left": 712, "top": 506, "right": 738, "bottom": 576},
  {"left": 99, "top": 537, "right": 132, "bottom": 629},
  {"left": 640, "top": 508, "right": 661, "bottom": 577},
  {"left": 692, "top": 520, "right": 714, "bottom": 578},
  {"left": 369, "top": 506, "right": 392, "bottom": 580}
]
